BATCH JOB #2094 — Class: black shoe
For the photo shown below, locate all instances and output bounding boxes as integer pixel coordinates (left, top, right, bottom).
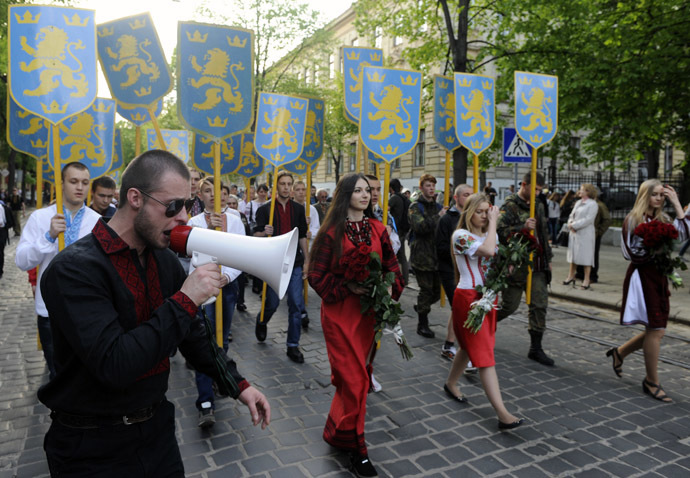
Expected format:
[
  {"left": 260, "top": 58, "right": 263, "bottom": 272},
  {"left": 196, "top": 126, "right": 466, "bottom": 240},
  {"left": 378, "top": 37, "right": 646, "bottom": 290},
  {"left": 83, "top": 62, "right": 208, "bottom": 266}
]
[
  {"left": 198, "top": 408, "right": 215, "bottom": 428},
  {"left": 606, "top": 347, "right": 623, "bottom": 377},
  {"left": 252, "top": 286, "right": 260, "bottom": 294},
  {"left": 349, "top": 453, "right": 378, "bottom": 477},
  {"left": 236, "top": 303, "right": 247, "bottom": 312},
  {"left": 642, "top": 378, "right": 672, "bottom": 402},
  {"left": 301, "top": 313, "right": 309, "bottom": 329},
  {"left": 528, "top": 348, "right": 555, "bottom": 366},
  {"left": 255, "top": 321, "right": 267, "bottom": 342},
  {"left": 287, "top": 346, "right": 304, "bottom": 363},
  {"left": 443, "top": 384, "right": 468, "bottom": 403},
  {"left": 498, "top": 418, "right": 525, "bottom": 430},
  {"left": 417, "top": 324, "right": 435, "bottom": 338}
]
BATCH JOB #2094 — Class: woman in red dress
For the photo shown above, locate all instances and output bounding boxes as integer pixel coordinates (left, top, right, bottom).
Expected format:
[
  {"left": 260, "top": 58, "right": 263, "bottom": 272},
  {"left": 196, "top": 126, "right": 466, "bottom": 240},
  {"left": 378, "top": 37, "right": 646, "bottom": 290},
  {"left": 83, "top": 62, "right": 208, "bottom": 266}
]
[
  {"left": 308, "top": 173, "right": 403, "bottom": 477},
  {"left": 444, "top": 193, "right": 524, "bottom": 429}
]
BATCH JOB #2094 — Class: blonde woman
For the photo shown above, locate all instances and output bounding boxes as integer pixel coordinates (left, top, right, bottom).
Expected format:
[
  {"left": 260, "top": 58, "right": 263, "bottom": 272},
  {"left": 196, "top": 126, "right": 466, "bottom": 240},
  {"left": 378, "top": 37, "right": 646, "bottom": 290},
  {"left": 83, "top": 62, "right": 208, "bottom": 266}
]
[
  {"left": 563, "top": 184, "right": 599, "bottom": 289},
  {"left": 607, "top": 180, "right": 689, "bottom": 402},
  {"left": 444, "top": 193, "right": 524, "bottom": 430}
]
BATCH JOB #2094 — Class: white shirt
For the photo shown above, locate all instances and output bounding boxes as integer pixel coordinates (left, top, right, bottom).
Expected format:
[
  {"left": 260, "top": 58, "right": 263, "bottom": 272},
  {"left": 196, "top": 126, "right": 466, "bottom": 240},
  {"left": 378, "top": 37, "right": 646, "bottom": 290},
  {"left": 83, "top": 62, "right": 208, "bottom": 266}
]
[
  {"left": 452, "top": 229, "right": 498, "bottom": 289},
  {"left": 0, "top": 203, "right": 5, "bottom": 227},
  {"left": 15, "top": 204, "right": 100, "bottom": 316},
  {"left": 244, "top": 199, "right": 267, "bottom": 224},
  {"left": 187, "top": 210, "right": 245, "bottom": 282},
  {"left": 301, "top": 202, "right": 320, "bottom": 239}
]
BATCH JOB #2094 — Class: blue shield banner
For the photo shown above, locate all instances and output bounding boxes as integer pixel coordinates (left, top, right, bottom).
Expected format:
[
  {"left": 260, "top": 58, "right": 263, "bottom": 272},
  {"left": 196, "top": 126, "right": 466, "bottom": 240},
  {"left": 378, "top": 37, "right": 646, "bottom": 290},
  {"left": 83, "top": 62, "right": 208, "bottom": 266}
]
[
  {"left": 282, "top": 159, "right": 309, "bottom": 176},
  {"left": 178, "top": 22, "right": 254, "bottom": 140},
  {"left": 9, "top": 5, "right": 97, "bottom": 125},
  {"left": 53, "top": 98, "right": 116, "bottom": 179},
  {"left": 43, "top": 164, "right": 56, "bottom": 185},
  {"left": 343, "top": 47, "right": 383, "bottom": 125},
  {"left": 301, "top": 97, "right": 324, "bottom": 165},
  {"left": 255, "top": 93, "right": 308, "bottom": 168},
  {"left": 454, "top": 73, "right": 495, "bottom": 156},
  {"left": 236, "top": 133, "right": 263, "bottom": 178},
  {"left": 146, "top": 129, "right": 191, "bottom": 163},
  {"left": 192, "top": 134, "right": 241, "bottom": 176},
  {"left": 360, "top": 67, "right": 422, "bottom": 163},
  {"left": 433, "top": 75, "right": 460, "bottom": 153},
  {"left": 7, "top": 95, "right": 49, "bottom": 161},
  {"left": 514, "top": 71, "right": 558, "bottom": 149},
  {"left": 97, "top": 13, "right": 173, "bottom": 107},
  {"left": 117, "top": 99, "right": 162, "bottom": 126},
  {"left": 110, "top": 128, "right": 124, "bottom": 173}
]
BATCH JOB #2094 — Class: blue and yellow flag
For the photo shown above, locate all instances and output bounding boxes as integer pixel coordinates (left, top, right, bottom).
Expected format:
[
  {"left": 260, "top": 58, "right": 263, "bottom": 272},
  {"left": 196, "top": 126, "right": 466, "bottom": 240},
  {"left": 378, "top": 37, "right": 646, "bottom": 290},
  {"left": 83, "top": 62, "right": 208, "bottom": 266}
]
[
  {"left": 7, "top": 95, "right": 49, "bottom": 161},
  {"left": 97, "top": 13, "right": 173, "bottom": 107},
  {"left": 301, "top": 97, "right": 324, "bottom": 166},
  {"left": 52, "top": 98, "right": 116, "bottom": 179},
  {"left": 236, "top": 133, "right": 263, "bottom": 179},
  {"left": 177, "top": 22, "right": 254, "bottom": 140},
  {"left": 360, "top": 66, "right": 422, "bottom": 163},
  {"left": 117, "top": 99, "right": 162, "bottom": 126},
  {"left": 43, "top": 164, "right": 56, "bottom": 185},
  {"left": 254, "top": 93, "right": 308, "bottom": 168},
  {"left": 193, "top": 134, "right": 241, "bottom": 176},
  {"left": 146, "top": 129, "right": 190, "bottom": 163},
  {"left": 514, "top": 71, "right": 558, "bottom": 149},
  {"left": 433, "top": 75, "right": 460, "bottom": 153},
  {"left": 9, "top": 5, "right": 97, "bottom": 125},
  {"left": 110, "top": 128, "right": 124, "bottom": 173},
  {"left": 454, "top": 73, "right": 495, "bottom": 156},
  {"left": 343, "top": 47, "right": 383, "bottom": 125},
  {"left": 282, "top": 159, "right": 309, "bottom": 177}
]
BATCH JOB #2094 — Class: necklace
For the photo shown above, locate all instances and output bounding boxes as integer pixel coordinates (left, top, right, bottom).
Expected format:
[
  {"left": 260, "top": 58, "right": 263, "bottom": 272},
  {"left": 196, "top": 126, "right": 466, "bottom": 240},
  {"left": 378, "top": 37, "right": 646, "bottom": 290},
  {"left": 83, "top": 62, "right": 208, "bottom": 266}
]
[{"left": 346, "top": 216, "right": 372, "bottom": 246}]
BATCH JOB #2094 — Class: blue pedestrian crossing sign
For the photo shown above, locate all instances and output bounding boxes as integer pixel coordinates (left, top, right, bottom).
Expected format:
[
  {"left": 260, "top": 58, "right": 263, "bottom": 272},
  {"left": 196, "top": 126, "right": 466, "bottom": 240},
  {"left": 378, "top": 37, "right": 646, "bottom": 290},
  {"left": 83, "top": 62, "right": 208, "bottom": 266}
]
[{"left": 503, "top": 127, "right": 532, "bottom": 163}]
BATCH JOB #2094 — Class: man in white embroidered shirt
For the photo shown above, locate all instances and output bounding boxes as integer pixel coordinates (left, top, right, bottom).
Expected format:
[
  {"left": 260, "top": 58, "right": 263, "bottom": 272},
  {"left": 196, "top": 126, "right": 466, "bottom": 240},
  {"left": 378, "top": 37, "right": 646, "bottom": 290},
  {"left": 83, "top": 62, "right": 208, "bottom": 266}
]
[{"left": 15, "top": 162, "right": 100, "bottom": 380}]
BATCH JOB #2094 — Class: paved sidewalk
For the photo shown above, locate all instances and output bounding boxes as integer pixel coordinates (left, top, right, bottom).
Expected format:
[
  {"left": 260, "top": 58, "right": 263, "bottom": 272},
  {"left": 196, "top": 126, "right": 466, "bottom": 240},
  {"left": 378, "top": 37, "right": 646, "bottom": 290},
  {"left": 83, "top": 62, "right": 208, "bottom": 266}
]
[{"left": 1, "top": 224, "right": 690, "bottom": 477}]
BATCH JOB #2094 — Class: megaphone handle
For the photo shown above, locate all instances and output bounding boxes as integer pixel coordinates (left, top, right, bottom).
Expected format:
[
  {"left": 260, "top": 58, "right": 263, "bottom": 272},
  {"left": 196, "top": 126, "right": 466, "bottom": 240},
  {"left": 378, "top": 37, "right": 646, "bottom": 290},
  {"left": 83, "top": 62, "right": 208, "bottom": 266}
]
[{"left": 202, "top": 295, "right": 217, "bottom": 306}]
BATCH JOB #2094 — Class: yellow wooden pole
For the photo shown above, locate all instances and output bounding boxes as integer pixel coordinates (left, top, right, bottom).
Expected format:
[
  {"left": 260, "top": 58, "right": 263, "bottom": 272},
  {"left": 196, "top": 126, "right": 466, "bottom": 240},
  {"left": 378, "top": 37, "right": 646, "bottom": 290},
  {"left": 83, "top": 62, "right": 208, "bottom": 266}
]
[
  {"left": 87, "top": 183, "right": 92, "bottom": 208},
  {"left": 51, "top": 125, "right": 65, "bottom": 251},
  {"left": 36, "top": 158, "right": 44, "bottom": 210},
  {"left": 259, "top": 169, "right": 280, "bottom": 323},
  {"left": 148, "top": 106, "right": 166, "bottom": 151},
  {"left": 440, "top": 150, "right": 452, "bottom": 308},
  {"left": 382, "top": 163, "right": 390, "bottom": 227},
  {"left": 526, "top": 147, "right": 538, "bottom": 305},
  {"left": 213, "top": 142, "right": 223, "bottom": 346},
  {"left": 303, "top": 164, "right": 311, "bottom": 306},
  {"left": 473, "top": 152, "right": 479, "bottom": 193},
  {"left": 135, "top": 126, "right": 141, "bottom": 157}
]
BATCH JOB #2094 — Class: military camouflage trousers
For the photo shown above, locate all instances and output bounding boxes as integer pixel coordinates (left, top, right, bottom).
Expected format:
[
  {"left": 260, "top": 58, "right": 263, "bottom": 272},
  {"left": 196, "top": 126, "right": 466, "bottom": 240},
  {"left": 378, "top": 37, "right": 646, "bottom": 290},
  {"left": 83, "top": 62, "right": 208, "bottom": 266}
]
[
  {"left": 497, "top": 270, "right": 548, "bottom": 333},
  {"left": 415, "top": 270, "right": 440, "bottom": 316}
]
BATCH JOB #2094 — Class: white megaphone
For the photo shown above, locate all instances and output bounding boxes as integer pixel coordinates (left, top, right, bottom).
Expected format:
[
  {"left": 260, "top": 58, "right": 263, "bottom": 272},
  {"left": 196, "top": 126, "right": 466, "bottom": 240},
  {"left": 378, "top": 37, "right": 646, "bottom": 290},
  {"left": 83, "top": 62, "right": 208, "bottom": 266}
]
[{"left": 170, "top": 225, "right": 298, "bottom": 299}]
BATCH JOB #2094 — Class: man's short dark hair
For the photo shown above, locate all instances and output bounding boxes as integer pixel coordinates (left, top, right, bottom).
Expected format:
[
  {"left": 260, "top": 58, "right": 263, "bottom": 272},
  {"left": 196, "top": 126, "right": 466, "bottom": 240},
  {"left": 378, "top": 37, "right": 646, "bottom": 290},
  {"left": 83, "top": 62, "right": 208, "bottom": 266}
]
[
  {"left": 390, "top": 178, "right": 402, "bottom": 193},
  {"left": 61, "top": 162, "right": 89, "bottom": 181},
  {"left": 365, "top": 174, "right": 378, "bottom": 182},
  {"left": 91, "top": 175, "right": 117, "bottom": 192},
  {"left": 119, "top": 150, "right": 190, "bottom": 208},
  {"left": 221, "top": 184, "right": 231, "bottom": 195},
  {"left": 276, "top": 170, "right": 293, "bottom": 183},
  {"left": 522, "top": 172, "right": 545, "bottom": 186}
]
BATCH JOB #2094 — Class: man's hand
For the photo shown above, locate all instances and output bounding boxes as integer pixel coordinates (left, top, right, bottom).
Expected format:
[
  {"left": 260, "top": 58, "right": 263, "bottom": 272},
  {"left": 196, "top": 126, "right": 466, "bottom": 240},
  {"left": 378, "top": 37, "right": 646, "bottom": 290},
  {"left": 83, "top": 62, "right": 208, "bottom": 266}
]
[
  {"left": 263, "top": 225, "right": 274, "bottom": 236},
  {"left": 346, "top": 281, "right": 369, "bottom": 295},
  {"left": 238, "top": 386, "right": 271, "bottom": 430},
  {"left": 49, "top": 214, "right": 67, "bottom": 239},
  {"left": 439, "top": 206, "right": 448, "bottom": 217},
  {"left": 181, "top": 263, "right": 223, "bottom": 305},
  {"left": 524, "top": 217, "right": 537, "bottom": 230},
  {"left": 302, "top": 260, "right": 309, "bottom": 280},
  {"left": 207, "top": 212, "right": 224, "bottom": 230}
]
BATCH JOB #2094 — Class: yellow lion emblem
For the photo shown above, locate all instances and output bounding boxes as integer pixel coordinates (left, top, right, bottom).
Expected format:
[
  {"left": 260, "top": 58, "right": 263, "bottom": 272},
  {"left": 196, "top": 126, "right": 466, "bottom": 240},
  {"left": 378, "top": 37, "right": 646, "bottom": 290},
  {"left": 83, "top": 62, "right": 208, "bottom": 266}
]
[
  {"left": 261, "top": 108, "right": 300, "bottom": 153},
  {"left": 367, "top": 85, "right": 413, "bottom": 142},
  {"left": 189, "top": 48, "right": 244, "bottom": 113},
  {"left": 155, "top": 136, "right": 187, "bottom": 161},
  {"left": 200, "top": 136, "right": 235, "bottom": 161},
  {"left": 520, "top": 87, "right": 553, "bottom": 133},
  {"left": 58, "top": 113, "right": 107, "bottom": 167},
  {"left": 304, "top": 110, "right": 321, "bottom": 149},
  {"left": 460, "top": 89, "right": 491, "bottom": 138},
  {"left": 19, "top": 26, "right": 88, "bottom": 98},
  {"left": 439, "top": 92, "right": 455, "bottom": 132},
  {"left": 349, "top": 61, "right": 372, "bottom": 110},
  {"left": 239, "top": 140, "right": 259, "bottom": 169},
  {"left": 107, "top": 34, "right": 161, "bottom": 89}
]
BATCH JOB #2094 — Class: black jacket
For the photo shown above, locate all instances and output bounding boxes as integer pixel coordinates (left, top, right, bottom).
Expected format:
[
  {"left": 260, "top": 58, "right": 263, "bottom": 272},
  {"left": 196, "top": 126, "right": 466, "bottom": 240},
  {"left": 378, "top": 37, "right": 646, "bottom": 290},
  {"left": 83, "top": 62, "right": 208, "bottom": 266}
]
[
  {"left": 255, "top": 200, "right": 308, "bottom": 267},
  {"left": 436, "top": 206, "right": 461, "bottom": 274}
]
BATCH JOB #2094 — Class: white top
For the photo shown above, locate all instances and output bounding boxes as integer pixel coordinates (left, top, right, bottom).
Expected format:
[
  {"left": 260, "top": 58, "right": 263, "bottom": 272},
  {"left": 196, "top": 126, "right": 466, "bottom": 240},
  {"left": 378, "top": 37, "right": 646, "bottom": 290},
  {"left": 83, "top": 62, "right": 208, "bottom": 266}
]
[
  {"left": 547, "top": 199, "right": 561, "bottom": 219},
  {"left": 15, "top": 204, "right": 100, "bottom": 316},
  {"left": 301, "top": 202, "right": 321, "bottom": 239},
  {"left": 452, "top": 229, "right": 498, "bottom": 289},
  {"left": 187, "top": 210, "right": 244, "bottom": 282},
  {"left": 0, "top": 203, "right": 5, "bottom": 227},
  {"left": 243, "top": 199, "right": 267, "bottom": 224}
]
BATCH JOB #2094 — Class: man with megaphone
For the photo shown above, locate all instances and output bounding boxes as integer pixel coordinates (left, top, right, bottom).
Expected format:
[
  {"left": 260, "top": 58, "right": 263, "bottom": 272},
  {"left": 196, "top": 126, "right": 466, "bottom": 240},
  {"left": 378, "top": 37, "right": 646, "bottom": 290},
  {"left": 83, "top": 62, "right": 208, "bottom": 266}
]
[{"left": 37, "top": 150, "right": 270, "bottom": 477}]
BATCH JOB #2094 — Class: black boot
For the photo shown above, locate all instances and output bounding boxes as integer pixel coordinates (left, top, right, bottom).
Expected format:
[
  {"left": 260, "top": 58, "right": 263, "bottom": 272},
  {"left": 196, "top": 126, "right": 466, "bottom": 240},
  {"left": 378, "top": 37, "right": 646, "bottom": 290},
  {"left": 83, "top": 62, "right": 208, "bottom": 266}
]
[
  {"left": 528, "top": 330, "right": 555, "bottom": 366},
  {"left": 417, "top": 314, "right": 435, "bottom": 338}
]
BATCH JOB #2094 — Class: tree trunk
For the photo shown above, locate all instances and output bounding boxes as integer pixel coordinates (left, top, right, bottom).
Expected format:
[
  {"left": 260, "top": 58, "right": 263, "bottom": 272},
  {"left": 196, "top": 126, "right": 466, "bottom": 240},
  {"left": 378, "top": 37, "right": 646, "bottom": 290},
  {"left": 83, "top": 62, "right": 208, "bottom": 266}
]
[
  {"left": 7, "top": 149, "right": 17, "bottom": 193},
  {"left": 644, "top": 148, "right": 660, "bottom": 179},
  {"left": 453, "top": 147, "right": 468, "bottom": 186}
]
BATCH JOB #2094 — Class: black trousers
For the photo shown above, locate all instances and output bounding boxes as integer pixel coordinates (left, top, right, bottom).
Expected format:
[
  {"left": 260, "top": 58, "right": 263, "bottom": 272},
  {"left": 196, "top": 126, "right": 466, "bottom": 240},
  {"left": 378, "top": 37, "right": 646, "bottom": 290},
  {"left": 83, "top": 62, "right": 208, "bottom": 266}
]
[
  {"left": 44, "top": 400, "right": 184, "bottom": 477},
  {"left": 0, "top": 227, "right": 7, "bottom": 275}
]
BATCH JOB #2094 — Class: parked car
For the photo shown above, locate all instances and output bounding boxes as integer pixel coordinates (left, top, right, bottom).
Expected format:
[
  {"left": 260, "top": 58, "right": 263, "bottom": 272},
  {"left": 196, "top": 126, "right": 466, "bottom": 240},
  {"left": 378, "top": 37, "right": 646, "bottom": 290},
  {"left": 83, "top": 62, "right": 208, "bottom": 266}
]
[{"left": 600, "top": 187, "right": 637, "bottom": 212}]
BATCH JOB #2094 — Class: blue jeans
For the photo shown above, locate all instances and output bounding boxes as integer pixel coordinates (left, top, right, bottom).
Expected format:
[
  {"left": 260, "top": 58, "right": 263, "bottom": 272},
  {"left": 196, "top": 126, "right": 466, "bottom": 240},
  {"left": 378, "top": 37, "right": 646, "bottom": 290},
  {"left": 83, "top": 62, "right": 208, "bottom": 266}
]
[
  {"left": 257, "top": 266, "right": 304, "bottom": 347},
  {"left": 195, "top": 280, "right": 238, "bottom": 409}
]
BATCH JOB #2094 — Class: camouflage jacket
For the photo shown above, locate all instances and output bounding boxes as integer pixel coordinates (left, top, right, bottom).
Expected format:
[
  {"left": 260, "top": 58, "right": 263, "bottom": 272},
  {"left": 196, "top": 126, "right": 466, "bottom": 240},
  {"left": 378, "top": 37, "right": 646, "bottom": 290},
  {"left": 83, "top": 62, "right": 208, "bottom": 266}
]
[
  {"left": 498, "top": 193, "right": 553, "bottom": 276},
  {"left": 409, "top": 196, "right": 443, "bottom": 271}
]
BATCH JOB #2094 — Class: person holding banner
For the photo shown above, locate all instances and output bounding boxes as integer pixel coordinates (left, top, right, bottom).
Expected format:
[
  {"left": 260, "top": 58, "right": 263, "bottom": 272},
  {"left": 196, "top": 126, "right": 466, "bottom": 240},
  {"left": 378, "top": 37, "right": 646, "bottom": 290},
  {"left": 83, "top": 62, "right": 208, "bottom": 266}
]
[
  {"left": 308, "top": 173, "right": 403, "bottom": 477},
  {"left": 38, "top": 150, "right": 269, "bottom": 476},
  {"left": 89, "top": 176, "right": 118, "bottom": 218},
  {"left": 496, "top": 173, "right": 555, "bottom": 366},
  {"left": 15, "top": 162, "right": 101, "bottom": 380}
]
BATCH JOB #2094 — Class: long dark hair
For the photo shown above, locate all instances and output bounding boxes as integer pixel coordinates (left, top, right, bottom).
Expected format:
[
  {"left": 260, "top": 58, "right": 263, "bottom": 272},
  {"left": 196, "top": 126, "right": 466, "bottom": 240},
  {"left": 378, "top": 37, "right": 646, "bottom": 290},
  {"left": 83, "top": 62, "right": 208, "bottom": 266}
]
[{"left": 309, "top": 173, "right": 374, "bottom": 267}]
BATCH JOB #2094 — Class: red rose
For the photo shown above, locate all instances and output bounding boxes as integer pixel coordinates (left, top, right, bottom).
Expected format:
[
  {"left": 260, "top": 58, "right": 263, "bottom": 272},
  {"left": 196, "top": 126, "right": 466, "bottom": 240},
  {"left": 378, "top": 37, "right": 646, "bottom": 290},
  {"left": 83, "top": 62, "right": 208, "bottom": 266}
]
[
  {"left": 344, "top": 267, "right": 356, "bottom": 280},
  {"left": 355, "top": 268, "right": 370, "bottom": 282}
]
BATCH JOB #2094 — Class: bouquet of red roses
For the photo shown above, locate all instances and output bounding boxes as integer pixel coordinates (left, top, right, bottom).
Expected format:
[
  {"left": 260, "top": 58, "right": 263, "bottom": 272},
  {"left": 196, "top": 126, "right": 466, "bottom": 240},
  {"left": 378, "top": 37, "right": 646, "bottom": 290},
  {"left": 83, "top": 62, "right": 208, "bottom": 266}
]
[
  {"left": 339, "top": 244, "right": 413, "bottom": 360},
  {"left": 634, "top": 220, "right": 687, "bottom": 288}
]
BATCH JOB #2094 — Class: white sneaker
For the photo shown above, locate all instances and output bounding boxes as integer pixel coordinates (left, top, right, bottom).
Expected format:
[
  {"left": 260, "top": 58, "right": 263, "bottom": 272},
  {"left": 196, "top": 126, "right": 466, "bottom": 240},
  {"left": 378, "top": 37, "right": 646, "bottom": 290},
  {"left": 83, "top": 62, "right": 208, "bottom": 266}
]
[
  {"left": 369, "top": 373, "right": 382, "bottom": 393},
  {"left": 465, "top": 360, "right": 477, "bottom": 374},
  {"left": 441, "top": 345, "right": 457, "bottom": 360}
]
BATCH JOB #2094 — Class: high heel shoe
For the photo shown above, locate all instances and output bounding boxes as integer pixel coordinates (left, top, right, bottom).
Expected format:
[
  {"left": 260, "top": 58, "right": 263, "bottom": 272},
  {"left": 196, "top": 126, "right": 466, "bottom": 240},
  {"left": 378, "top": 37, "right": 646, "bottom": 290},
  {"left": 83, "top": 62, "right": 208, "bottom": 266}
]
[
  {"left": 580, "top": 284, "right": 591, "bottom": 290},
  {"left": 562, "top": 278, "right": 576, "bottom": 286},
  {"left": 642, "top": 379, "right": 672, "bottom": 403},
  {"left": 498, "top": 418, "right": 525, "bottom": 430},
  {"left": 605, "top": 347, "right": 623, "bottom": 377},
  {"left": 443, "top": 384, "right": 468, "bottom": 403}
]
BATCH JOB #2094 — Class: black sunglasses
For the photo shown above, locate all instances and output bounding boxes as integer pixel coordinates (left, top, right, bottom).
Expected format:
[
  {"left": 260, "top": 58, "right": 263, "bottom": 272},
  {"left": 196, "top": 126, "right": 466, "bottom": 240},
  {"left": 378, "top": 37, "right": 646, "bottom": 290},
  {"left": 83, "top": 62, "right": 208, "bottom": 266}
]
[{"left": 138, "top": 189, "right": 186, "bottom": 217}]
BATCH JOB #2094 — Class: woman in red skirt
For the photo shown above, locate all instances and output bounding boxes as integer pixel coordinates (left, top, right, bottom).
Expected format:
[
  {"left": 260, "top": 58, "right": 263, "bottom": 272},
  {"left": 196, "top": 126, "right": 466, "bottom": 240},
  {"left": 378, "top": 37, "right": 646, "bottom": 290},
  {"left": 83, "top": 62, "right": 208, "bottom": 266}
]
[
  {"left": 308, "top": 173, "right": 403, "bottom": 476},
  {"left": 443, "top": 193, "right": 524, "bottom": 430}
]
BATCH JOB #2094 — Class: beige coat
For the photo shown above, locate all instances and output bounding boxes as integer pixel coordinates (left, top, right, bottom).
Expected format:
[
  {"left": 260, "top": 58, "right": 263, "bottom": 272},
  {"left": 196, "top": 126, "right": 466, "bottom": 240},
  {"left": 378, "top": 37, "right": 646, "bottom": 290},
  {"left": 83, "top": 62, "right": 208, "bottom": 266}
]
[{"left": 567, "top": 199, "right": 598, "bottom": 266}]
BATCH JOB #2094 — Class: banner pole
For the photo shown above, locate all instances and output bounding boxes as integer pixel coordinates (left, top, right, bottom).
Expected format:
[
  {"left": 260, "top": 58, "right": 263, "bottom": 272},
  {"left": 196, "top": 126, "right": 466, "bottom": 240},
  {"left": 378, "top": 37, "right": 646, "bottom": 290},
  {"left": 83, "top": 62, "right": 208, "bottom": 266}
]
[
  {"left": 36, "top": 158, "right": 43, "bottom": 210},
  {"left": 148, "top": 106, "right": 166, "bottom": 151},
  {"left": 214, "top": 142, "right": 223, "bottom": 346},
  {"left": 303, "top": 164, "right": 311, "bottom": 306},
  {"left": 382, "top": 162, "right": 390, "bottom": 228},
  {"left": 260, "top": 168, "right": 280, "bottom": 323},
  {"left": 135, "top": 126, "right": 141, "bottom": 157},
  {"left": 526, "top": 147, "right": 538, "bottom": 305},
  {"left": 51, "top": 124, "right": 65, "bottom": 251},
  {"left": 440, "top": 150, "right": 452, "bottom": 308},
  {"left": 473, "top": 152, "right": 479, "bottom": 193}
]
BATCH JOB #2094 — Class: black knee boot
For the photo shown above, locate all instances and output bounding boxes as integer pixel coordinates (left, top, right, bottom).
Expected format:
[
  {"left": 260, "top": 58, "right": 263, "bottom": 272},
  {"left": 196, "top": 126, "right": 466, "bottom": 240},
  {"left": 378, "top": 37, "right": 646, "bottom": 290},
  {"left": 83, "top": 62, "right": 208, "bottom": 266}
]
[
  {"left": 528, "top": 330, "right": 555, "bottom": 366},
  {"left": 417, "top": 313, "right": 435, "bottom": 338}
]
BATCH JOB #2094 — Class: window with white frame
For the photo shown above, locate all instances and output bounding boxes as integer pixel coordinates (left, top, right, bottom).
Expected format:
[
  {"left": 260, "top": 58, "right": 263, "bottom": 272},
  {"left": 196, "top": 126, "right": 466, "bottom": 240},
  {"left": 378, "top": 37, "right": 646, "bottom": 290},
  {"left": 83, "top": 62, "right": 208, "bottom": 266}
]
[
  {"left": 349, "top": 142, "right": 357, "bottom": 171},
  {"left": 414, "top": 129, "right": 426, "bottom": 166}
]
